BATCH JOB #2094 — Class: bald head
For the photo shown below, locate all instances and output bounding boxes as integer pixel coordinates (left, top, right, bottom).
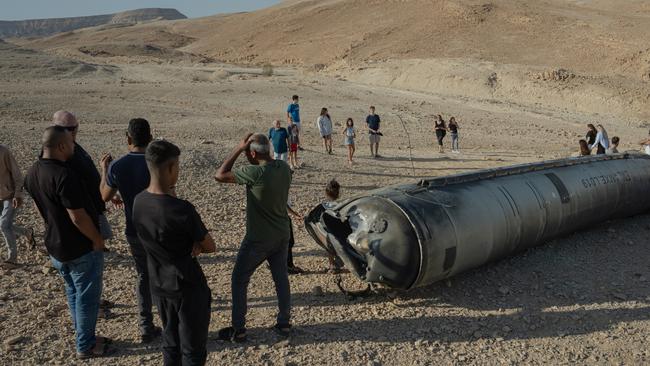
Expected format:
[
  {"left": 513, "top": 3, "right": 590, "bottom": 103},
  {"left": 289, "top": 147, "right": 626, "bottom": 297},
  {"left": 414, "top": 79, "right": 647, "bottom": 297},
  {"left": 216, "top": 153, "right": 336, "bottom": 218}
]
[
  {"left": 42, "top": 126, "right": 74, "bottom": 161},
  {"left": 52, "top": 111, "right": 78, "bottom": 127}
]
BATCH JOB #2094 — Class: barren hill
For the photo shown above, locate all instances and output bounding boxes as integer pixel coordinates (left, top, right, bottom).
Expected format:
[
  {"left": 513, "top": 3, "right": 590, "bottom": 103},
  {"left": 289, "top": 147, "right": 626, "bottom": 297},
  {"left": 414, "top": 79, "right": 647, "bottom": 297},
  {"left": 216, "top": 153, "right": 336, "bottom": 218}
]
[
  {"left": 0, "top": 8, "right": 186, "bottom": 38},
  {"left": 13, "top": 0, "right": 650, "bottom": 120}
]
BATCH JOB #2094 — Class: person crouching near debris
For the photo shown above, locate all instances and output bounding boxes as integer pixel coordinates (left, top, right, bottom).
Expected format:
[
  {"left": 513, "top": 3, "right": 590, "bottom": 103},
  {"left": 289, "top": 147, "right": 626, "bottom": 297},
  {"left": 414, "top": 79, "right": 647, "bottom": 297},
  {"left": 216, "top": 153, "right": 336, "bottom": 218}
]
[
  {"left": 132, "top": 140, "right": 216, "bottom": 365},
  {"left": 574, "top": 139, "right": 591, "bottom": 157},
  {"left": 215, "top": 133, "right": 293, "bottom": 341},
  {"left": 323, "top": 179, "right": 345, "bottom": 273},
  {"left": 607, "top": 136, "right": 620, "bottom": 154},
  {"left": 639, "top": 130, "right": 650, "bottom": 155},
  {"left": 24, "top": 126, "right": 109, "bottom": 359}
]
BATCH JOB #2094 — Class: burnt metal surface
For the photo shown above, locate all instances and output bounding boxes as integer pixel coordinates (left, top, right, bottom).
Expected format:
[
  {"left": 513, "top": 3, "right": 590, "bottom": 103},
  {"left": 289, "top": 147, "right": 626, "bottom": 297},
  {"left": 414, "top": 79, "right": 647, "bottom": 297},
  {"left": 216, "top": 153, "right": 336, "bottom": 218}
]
[{"left": 305, "top": 153, "right": 650, "bottom": 290}]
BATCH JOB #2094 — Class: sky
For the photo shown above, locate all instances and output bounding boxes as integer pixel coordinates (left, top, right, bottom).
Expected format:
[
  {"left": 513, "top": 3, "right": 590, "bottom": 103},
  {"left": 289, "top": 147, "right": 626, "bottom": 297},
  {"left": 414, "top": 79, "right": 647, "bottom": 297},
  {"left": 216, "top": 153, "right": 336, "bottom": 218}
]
[{"left": 0, "top": 0, "right": 283, "bottom": 21}]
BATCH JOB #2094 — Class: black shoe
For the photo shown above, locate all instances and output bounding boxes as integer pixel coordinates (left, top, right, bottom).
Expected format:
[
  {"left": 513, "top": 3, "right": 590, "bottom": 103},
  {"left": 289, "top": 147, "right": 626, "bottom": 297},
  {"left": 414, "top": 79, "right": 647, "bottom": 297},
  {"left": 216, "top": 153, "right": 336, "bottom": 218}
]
[
  {"left": 287, "top": 266, "right": 304, "bottom": 275},
  {"left": 141, "top": 327, "right": 162, "bottom": 344},
  {"left": 298, "top": 146, "right": 305, "bottom": 151},
  {"left": 216, "top": 327, "right": 247, "bottom": 343},
  {"left": 273, "top": 323, "right": 292, "bottom": 337}
]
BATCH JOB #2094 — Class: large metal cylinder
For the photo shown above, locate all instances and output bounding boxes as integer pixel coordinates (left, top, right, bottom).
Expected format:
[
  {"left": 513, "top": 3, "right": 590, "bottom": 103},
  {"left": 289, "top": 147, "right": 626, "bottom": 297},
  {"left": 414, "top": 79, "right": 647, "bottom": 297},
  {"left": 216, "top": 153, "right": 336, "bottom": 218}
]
[{"left": 305, "top": 153, "right": 650, "bottom": 290}]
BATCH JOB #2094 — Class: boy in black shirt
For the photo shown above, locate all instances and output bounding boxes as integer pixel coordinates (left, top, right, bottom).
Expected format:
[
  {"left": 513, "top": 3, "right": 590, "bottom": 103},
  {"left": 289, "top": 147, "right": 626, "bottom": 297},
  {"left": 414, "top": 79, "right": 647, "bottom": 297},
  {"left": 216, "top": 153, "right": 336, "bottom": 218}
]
[
  {"left": 24, "top": 126, "right": 108, "bottom": 359},
  {"left": 132, "top": 140, "right": 215, "bottom": 366}
]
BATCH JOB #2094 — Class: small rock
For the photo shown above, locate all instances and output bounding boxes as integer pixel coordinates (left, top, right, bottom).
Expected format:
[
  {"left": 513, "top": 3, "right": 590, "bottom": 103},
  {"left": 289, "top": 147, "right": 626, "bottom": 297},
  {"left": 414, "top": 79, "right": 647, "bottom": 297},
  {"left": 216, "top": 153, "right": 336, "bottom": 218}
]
[
  {"left": 311, "top": 286, "right": 324, "bottom": 296},
  {"left": 42, "top": 265, "right": 54, "bottom": 275},
  {"left": 201, "top": 140, "right": 215, "bottom": 145},
  {"left": 3, "top": 336, "right": 23, "bottom": 346}
]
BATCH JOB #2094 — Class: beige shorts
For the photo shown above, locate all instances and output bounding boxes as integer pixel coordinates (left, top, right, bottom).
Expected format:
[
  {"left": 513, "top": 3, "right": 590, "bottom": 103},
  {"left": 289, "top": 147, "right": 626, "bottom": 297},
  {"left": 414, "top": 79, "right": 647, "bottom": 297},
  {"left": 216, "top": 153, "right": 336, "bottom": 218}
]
[{"left": 369, "top": 133, "right": 381, "bottom": 144}]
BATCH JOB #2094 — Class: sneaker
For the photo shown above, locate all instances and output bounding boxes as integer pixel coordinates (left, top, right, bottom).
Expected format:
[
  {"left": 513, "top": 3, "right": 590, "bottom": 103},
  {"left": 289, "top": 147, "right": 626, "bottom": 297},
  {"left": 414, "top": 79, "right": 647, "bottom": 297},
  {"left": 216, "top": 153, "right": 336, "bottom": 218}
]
[
  {"left": 141, "top": 327, "right": 162, "bottom": 344},
  {"left": 287, "top": 266, "right": 304, "bottom": 275},
  {"left": 216, "top": 327, "right": 247, "bottom": 343},
  {"left": 273, "top": 323, "right": 292, "bottom": 337}
]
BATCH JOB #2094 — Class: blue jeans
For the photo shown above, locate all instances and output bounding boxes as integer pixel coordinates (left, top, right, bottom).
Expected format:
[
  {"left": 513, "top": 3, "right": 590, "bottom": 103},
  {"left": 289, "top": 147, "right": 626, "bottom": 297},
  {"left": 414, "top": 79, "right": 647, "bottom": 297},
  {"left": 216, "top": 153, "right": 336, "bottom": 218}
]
[
  {"left": 0, "top": 199, "right": 29, "bottom": 262},
  {"left": 51, "top": 250, "right": 104, "bottom": 353},
  {"left": 231, "top": 237, "right": 291, "bottom": 330}
]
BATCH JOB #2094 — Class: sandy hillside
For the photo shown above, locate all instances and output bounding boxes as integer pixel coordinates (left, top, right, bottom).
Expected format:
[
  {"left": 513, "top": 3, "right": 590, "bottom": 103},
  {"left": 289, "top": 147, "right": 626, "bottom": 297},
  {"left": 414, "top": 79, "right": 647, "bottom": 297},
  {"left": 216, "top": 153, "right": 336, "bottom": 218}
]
[
  {"left": 13, "top": 0, "right": 650, "bottom": 120},
  {"left": 0, "top": 1, "right": 649, "bottom": 365}
]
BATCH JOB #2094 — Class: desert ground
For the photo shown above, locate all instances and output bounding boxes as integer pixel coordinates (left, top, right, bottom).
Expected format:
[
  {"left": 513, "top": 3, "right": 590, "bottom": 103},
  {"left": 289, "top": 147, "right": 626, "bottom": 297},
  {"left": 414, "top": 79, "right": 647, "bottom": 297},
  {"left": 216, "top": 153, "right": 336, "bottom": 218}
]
[{"left": 1, "top": 1, "right": 650, "bottom": 365}]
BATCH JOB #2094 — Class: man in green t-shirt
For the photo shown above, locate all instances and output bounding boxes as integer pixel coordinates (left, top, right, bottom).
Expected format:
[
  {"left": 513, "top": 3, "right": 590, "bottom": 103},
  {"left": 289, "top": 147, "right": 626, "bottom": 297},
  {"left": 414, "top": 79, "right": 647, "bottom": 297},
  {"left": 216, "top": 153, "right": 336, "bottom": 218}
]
[{"left": 214, "top": 133, "right": 293, "bottom": 342}]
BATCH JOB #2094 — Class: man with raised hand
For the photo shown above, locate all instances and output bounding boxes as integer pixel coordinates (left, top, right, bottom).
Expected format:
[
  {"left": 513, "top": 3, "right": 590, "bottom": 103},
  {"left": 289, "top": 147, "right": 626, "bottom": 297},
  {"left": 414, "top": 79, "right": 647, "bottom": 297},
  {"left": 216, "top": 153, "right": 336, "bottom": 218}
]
[
  {"left": 215, "top": 133, "right": 293, "bottom": 342},
  {"left": 99, "top": 118, "right": 161, "bottom": 343},
  {"left": 25, "top": 126, "right": 109, "bottom": 359},
  {"left": 133, "top": 140, "right": 215, "bottom": 365}
]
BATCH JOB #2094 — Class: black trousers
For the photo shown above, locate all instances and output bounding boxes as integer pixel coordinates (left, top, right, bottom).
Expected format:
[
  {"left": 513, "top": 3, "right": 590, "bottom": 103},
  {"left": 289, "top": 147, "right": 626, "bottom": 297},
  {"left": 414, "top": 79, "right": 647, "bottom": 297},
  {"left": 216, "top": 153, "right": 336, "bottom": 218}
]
[
  {"left": 155, "top": 286, "right": 211, "bottom": 366},
  {"left": 126, "top": 235, "right": 155, "bottom": 334},
  {"left": 288, "top": 218, "right": 295, "bottom": 267}
]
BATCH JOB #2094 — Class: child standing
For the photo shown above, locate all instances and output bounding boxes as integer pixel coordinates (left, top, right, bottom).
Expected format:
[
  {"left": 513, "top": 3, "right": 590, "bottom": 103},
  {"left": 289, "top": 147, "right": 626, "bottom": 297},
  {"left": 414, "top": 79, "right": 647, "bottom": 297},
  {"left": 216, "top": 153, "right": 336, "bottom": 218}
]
[
  {"left": 288, "top": 124, "right": 300, "bottom": 169},
  {"left": 342, "top": 118, "right": 356, "bottom": 166}
]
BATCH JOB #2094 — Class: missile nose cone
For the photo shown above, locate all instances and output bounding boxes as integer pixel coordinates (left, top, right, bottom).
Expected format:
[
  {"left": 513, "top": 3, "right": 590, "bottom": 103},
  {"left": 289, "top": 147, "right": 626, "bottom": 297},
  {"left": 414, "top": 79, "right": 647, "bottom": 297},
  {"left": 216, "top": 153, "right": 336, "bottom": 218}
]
[{"left": 319, "top": 196, "right": 421, "bottom": 289}]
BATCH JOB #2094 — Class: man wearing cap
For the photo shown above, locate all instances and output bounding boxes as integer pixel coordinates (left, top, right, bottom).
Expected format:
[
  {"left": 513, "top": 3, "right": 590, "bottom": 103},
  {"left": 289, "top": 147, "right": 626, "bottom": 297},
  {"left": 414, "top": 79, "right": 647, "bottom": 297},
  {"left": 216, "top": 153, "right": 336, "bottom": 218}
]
[
  {"left": 52, "top": 111, "right": 112, "bottom": 241},
  {"left": 99, "top": 118, "right": 161, "bottom": 343}
]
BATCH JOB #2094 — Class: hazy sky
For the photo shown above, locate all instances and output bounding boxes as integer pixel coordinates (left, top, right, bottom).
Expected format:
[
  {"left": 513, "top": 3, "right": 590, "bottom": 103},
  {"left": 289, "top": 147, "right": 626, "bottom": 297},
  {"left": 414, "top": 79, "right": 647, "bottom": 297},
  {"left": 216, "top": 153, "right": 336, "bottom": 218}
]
[{"left": 1, "top": 0, "right": 283, "bottom": 21}]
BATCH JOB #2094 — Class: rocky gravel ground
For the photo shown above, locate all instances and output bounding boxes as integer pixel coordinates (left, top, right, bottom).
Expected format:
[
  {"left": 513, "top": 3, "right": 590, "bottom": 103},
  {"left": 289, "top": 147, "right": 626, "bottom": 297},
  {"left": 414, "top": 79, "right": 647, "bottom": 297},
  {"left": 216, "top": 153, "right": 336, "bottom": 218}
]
[{"left": 0, "top": 52, "right": 648, "bottom": 365}]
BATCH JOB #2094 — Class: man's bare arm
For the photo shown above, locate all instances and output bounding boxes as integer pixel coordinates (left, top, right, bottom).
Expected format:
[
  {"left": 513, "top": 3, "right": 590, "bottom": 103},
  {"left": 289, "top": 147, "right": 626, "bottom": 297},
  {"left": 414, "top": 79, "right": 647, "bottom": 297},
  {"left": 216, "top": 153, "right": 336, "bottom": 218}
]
[
  {"left": 214, "top": 133, "right": 253, "bottom": 183},
  {"left": 66, "top": 208, "right": 104, "bottom": 251}
]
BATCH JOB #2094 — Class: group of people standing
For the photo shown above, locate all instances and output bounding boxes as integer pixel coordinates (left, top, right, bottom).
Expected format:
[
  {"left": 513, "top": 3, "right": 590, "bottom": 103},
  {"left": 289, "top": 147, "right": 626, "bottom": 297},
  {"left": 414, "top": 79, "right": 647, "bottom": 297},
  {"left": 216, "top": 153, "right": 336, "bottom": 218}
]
[
  {"left": 2, "top": 111, "right": 307, "bottom": 364},
  {"left": 269, "top": 95, "right": 384, "bottom": 167},
  {"left": 433, "top": 114, "right": 461, "bottom": 154},
  {"left": 576, "top": 124, "right": 650, "bottom": 157}
]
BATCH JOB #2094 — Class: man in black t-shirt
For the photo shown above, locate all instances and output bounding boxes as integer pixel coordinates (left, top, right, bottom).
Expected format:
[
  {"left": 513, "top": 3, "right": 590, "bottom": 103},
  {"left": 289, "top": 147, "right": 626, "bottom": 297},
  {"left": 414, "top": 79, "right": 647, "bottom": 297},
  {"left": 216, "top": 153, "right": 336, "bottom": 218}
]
[
  {"left": 53, "top": 111, "right": 112, "bottom": 240},
  {"left": 24, "top": 126, "right": 109, "bottom": 359},
  {"left": 366, "top": 105, "right": 381, "bottom": 158},
  {"left": 132, "top": 140, "right": 216, "bottom": 366}
]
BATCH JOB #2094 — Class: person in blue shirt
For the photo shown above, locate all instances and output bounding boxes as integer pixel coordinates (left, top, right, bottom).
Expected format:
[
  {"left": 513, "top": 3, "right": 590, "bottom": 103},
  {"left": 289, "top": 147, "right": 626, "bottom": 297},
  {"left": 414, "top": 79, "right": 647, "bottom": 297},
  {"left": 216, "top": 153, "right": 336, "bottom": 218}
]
[
  {"left": 99, "top": 118, "right": 161, "bottom": 343},
  {"left": 268, "top": 120, "right": 290, "bottom": 161},
  {"left": 286, "top": 95, "right": 303, "bottom": 151},
  {"left": 366, "top": 106, "right": 381, "bottom": 158}
]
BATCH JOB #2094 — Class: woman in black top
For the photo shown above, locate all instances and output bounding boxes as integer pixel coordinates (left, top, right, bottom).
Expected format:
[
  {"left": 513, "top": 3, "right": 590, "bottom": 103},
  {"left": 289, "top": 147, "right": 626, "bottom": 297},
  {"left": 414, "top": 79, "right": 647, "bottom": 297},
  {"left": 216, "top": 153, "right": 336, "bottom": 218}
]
[
  {"left": 585, "top": 124, "right": 597, "bottom": 146},
  {"left": 434, "top": 115, "right": 447, "bottom": 153}
]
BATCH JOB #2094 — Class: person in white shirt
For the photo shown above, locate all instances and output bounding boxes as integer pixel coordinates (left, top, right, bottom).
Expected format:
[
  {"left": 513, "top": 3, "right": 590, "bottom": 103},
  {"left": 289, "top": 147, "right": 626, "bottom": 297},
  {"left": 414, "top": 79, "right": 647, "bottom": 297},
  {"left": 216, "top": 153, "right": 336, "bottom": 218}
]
[
  {"left": 639, "top": 130, "right": 650, "bottom": 155},
  {"left": 316, "top": 108, "right": 333, "bottom": 154},
  {"left": 589, "top": 124, "right": 609, "bottom": 155}
]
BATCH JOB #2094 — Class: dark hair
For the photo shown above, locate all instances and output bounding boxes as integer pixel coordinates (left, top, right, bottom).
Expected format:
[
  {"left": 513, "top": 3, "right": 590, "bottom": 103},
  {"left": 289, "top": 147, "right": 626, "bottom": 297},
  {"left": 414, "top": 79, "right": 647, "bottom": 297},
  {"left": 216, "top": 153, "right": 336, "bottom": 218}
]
[
  {"left": 146, "top": 140, "right": 180, "bottom": 169},
  {"left": 579, "top": 139, "right": 590, "bottom": 156},
  {"left": 292, "top": 95, "right": 299, "bottom": 101},
  {"left": 369, "top": 106, "right": 375, "bottom": 110},
  {"left": 42, "top": 125, "right": 70, "bottom": 148},
  {"left": 325, "top": 179, "right": 340, "bottom": 200},
  {"left": 587, "top": 124, "right": 596, "bottom": 132},
  {"left": 611, "top": 136, "right": 620, "bottom": 145},
  {"left": 449, "top": 117, "right": 456, "bottom": 124},
  {"left": 320, "top": 107, "right": 328, "bottom": 116},
  {"left": 128, "top": 118, "right": 152, "bottom": 147},
  {"left": 346, "top": 118, "right": 354, "bottom": 127}
]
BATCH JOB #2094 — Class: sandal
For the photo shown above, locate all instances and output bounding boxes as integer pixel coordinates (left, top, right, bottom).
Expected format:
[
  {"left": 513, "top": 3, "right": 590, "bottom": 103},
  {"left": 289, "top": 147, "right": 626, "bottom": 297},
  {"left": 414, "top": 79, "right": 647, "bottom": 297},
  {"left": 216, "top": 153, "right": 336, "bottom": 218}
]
[
  {"left": 273, "top": 323, "right": 291, "bottom": 337},
  {"left": 216, "top": 327, "right": 247, "bottom": 343},
  {"left": 76, "top": 341, "right": 111, "bottom": 359}
]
